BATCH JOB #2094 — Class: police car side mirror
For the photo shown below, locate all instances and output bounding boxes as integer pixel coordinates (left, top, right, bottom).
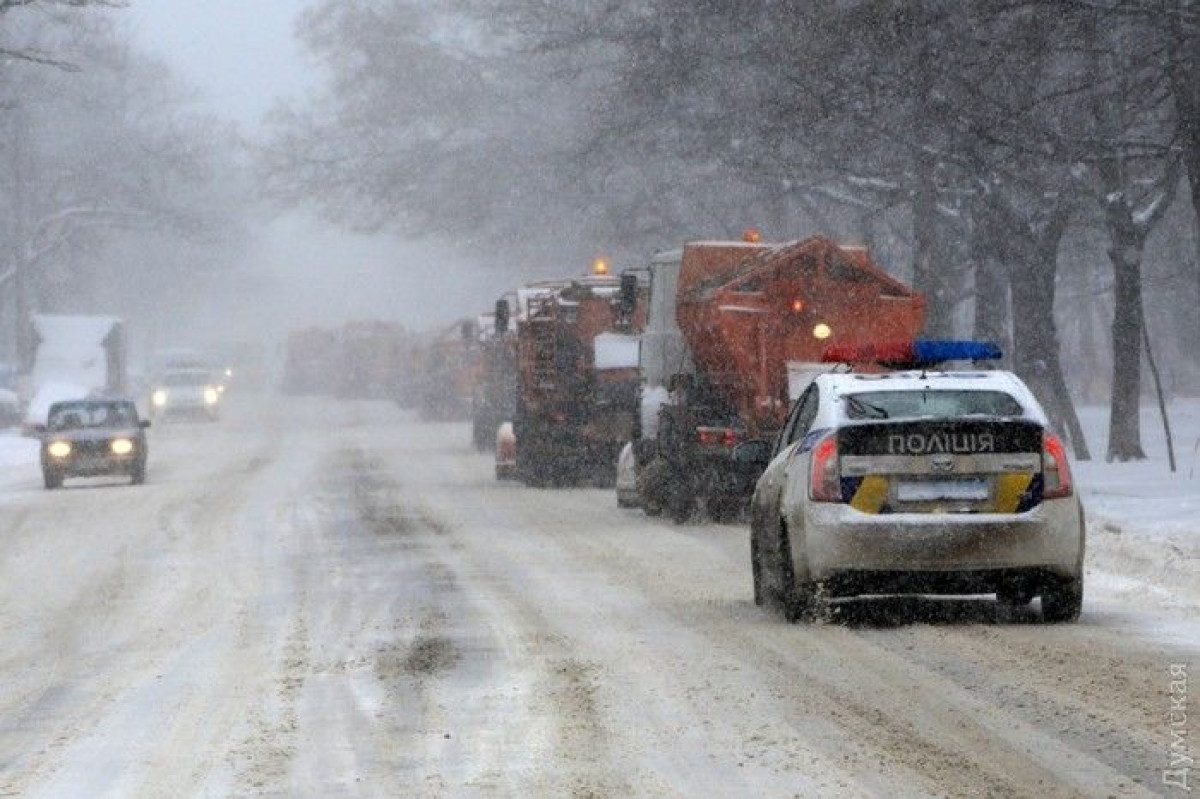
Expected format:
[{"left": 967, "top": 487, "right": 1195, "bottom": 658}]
[{"left": 733, "top": 440, "right": 771, "bottom": 467}]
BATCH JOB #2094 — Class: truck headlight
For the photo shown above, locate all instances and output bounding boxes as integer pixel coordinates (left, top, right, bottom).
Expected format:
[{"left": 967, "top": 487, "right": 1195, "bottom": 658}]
[
  {"left": 152, "top": 390, "right": 168, "bottom": 407},
  {"left": 111, "top": 438, "right": 134, "bottom": 455},
  {"left": 48, "top": 440, "right": 72, "bottom": 458},
  {"left": 204, "top": 387, "right": 220, "bottom": 405}
]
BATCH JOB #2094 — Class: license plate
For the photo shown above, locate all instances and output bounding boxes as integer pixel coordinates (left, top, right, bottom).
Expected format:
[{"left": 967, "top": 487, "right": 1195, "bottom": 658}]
[{"left": 896, "top": 479, "right": 988, "bottom": 502}]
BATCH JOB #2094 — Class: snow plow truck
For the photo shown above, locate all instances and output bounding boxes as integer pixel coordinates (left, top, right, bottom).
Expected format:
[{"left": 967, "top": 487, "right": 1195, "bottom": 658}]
[
  {"left": 512, "top": 267, "right": 646, "bottom": 487},
  {"left": 632, "top": 235, "right": 925, "bottom": 522}
]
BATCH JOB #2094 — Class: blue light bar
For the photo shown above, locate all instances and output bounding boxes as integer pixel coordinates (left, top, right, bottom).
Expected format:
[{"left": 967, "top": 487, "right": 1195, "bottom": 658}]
[{"left": 911, "top": 340, "right": 1002, "bottom": 365}]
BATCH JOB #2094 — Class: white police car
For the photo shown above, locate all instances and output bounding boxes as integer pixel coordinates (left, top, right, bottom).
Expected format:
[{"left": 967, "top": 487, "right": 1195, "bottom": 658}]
[{"left": 743, "top": 341, "right": 1084, "bottom": 623}]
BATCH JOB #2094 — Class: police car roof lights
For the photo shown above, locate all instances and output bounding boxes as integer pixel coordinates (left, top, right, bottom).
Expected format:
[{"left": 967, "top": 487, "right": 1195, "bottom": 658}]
[{"left": 821, "top": 340, "right": 1003, "bottom": 368}]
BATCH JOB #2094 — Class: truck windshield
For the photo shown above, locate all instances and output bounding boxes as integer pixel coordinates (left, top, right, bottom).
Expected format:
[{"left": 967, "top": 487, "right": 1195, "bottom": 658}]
[{"left": 843, "top": 390, "right": 1024, "bottom": 421}]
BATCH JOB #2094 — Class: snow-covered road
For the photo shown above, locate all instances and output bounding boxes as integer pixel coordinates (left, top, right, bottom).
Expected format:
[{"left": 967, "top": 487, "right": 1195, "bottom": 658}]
[{"left": 0, "top": 395, "right": 1194, "bottom": 797}]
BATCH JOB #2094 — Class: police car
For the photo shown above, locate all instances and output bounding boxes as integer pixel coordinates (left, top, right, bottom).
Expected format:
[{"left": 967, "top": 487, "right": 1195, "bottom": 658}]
[{"left": 743, "top": 341, "right": 1084, "bottom": 623}]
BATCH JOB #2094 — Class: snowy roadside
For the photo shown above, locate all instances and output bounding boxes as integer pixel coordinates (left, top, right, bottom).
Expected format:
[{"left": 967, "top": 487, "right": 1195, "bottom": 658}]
[
  {"left": 0, "top": 430, "right": 38, "bottom": 493},
  {"left": 1074, "top": 401, "right": 1200, "bottom": 638}
]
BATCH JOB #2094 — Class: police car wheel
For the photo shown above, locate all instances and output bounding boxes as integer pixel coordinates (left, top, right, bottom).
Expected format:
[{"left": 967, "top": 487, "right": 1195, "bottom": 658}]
[
  {"left": 43, "top": 470, "right": 63, "bottom": 490},
  {"left": 750, "top": 533, "right": 765, "bottom": 606},
  {"left": 774, "top": 521, "right": 812, "bottom": 622},
  {"left": 1040, "top": 577, "right": 1083, "bottom": 623}
]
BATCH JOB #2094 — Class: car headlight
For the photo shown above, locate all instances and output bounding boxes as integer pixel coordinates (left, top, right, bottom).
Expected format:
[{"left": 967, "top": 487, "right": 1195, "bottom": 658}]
[
  {"left": 47, "top": 440, "right": 72, "bottom": 458},
  {"left": 204, "top": 387, "right": 220, "bottom": 405},
  {"left": 111, "top": 438, "right": 134, "bottom": 455},
  {"left": 152, "top": 389, "right": 168, "bottom": 407}
]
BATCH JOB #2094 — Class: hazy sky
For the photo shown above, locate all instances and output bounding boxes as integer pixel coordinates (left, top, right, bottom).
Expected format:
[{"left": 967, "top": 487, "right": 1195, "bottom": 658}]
[
  {"left": 121, "top": 1, "right": 496, "bottom": 341},
  {"left": 123, "top": 0, "right": 312, "bottom": 128}
]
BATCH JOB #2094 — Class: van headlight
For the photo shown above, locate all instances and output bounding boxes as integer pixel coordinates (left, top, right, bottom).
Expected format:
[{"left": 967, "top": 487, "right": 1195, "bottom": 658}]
[
  {"left": 48, "top": 440, "right": 72, "bottom": 458},
  {"left": 111, "top": 438, "right": 134, "bottom": 455},
  {"left": 204, "top": 387, "right": 220, "bottom": 405},
  {"left": 152, "top": 389, "right": 168, "bottom": 408}
]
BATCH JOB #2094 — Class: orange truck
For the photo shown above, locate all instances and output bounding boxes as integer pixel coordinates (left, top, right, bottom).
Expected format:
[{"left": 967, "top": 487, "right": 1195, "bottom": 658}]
[
  {"left": 512, "top": 271, "right": 646, "bottom": 486},
  {"left": 634, "top": 236, "right": 925, "bottom": 521}
]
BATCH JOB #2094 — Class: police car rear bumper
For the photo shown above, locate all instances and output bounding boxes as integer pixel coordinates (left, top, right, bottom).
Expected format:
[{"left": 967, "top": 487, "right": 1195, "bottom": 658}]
[{"left": 798, "top": 498, "right": 1084, "bottom": 584}]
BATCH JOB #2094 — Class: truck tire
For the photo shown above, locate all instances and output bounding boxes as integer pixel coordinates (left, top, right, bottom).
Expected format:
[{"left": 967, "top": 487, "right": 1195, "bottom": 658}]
[
  {"left": 708, "top": 494, "right": 742, "bottom": 524},
  {"left": 668, "top": 481, "right": 692, "bottom": 524},
  {"left": 636, "top": 456, "right": 670, "bottom": 516},
  {"left": 1040, "top": 576, "right": 1083, "bottom": 623}
]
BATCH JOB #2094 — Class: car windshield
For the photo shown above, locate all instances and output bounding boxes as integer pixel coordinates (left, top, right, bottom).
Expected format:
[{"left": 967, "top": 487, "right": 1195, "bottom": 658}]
[
  {"left": 843, "top": 390, "right": 1025, "bottom": 420},
  {"left": 48, "top": 402, "right": 137, "bottom": 430},
  {"left": 162, "top": 371, "right": 211, "bottom": 387}
]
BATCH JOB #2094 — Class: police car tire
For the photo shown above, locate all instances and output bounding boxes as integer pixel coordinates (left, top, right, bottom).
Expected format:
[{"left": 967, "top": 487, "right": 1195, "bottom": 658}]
[
  {"left": 43, "top": 470, "right": 63, "bottom": 490},
  {"left": 1040, "top": 577, "right": 1083, "bottom": 623},
  {"left": 774, "top": 522, "right": 812, "bottom": 623},
  {"left": 750, "top": 533, "right": 765, "bottom": 607}
]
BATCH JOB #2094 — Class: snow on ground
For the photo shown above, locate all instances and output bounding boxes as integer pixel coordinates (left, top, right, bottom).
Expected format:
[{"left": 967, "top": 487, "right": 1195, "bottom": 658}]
[
  {"left": 0, "top": 395, "right": 1192, "bottom": 796},
  {"left": 0, "top": 430, "right": 38, "bottom": 478},
  {"left": 1072, "top": 399, "right": 1200, "bottom": 643}
]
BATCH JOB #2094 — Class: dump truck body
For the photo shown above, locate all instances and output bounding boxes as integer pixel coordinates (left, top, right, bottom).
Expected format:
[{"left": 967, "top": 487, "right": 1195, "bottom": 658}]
[{"left": 635, "top": 237, "right": 924, "bottom": 521}]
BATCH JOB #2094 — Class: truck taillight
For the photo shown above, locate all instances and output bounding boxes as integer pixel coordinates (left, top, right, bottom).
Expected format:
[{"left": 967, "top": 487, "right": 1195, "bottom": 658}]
[
  {"left": 697, "top": 427, "right": 738, "bottom": 448},
  {"left": 809, "top": 434, "right": 842, "bottom": 502},
  {"left": 1042, "top": 433, "right": 1073, "bottom": 499}
]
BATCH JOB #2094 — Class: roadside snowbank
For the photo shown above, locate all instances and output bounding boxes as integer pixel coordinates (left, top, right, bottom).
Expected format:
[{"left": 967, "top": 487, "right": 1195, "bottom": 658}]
[
  {"left": 1074, "top": 400, "right": 1200, "bottom": 615},
  {"left": 0, "top": 433, "right": 38, "bottom": 489}
]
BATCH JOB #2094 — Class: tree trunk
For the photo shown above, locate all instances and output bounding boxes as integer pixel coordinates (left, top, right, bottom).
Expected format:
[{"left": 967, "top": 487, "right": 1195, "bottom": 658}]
[
  {"left": 911, "top": 160, "right": 954, "bottom": 338},
  {"left": 1009, "top": 237, "right": 1090, "bottom": 460},
  {"left": 1106, "top": 239, "right": 1147, "bottom": 461}
]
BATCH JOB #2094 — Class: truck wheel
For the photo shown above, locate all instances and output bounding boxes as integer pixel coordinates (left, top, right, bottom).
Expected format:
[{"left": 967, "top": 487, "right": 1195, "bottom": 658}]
[
  {"left": 668, "top": 484, "right": 692, "bottom": 524},
  {"left": 1040, "top": 576, "right": 1083, "bottom": 623},
  {"left": 636, "top": 456, "right": 669, "bottom": 516},
  {"left": 472, "top": 419, "right": 493, "bottom": 452},
  {"left": 708, "top": 495, "right": 742, "bottom": 524}
]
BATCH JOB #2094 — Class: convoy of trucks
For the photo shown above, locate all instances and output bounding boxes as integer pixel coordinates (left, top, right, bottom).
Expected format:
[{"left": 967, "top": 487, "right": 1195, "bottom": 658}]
[{"left": 275, "top": 232, "right": 925, "bottom": 522}]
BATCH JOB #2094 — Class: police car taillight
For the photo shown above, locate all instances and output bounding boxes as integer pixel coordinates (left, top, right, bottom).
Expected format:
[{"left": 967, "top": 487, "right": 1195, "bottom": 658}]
[
  {"left": 1042, "top": 433, "right": 1073, "bottom": 499},
  {"left": 809, "top": 434, "right": 842, "bottom": 502}
]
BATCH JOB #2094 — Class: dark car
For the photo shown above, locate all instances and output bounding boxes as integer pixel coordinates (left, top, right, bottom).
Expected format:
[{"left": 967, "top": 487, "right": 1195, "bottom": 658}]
[{"left": 38, "top": 399, "right": 150, "bottom": 489}]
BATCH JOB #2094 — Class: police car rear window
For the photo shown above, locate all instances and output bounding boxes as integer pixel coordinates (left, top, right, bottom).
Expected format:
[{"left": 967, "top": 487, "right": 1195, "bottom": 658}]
[{"left": 842, "top": 390, "right": 1024, "bottom": 420}]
